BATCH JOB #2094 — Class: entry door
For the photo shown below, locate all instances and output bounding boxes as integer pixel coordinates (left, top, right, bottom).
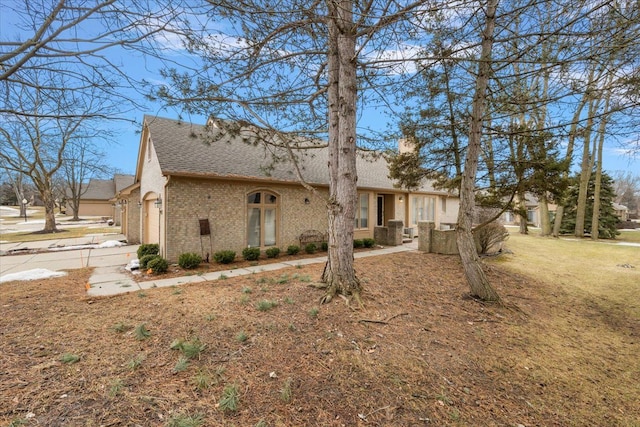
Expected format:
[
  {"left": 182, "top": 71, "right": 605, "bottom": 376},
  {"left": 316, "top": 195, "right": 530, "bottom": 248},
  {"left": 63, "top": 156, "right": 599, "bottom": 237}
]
[
  {"left": 144, "top": 199, "right": 160, "bottom": 244},
  {"left": 376, "top": 195, "right": 384, "bottom": 227}
]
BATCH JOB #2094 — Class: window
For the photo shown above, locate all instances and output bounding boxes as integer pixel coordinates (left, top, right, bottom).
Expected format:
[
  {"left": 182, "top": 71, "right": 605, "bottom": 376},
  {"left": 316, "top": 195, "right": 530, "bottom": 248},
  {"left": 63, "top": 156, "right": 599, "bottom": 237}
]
[
  {"left": 440, "top": 196, "right": 447, "bottom": 213},
  {"left": 247, "top": 191, "right": 278, "bottom": 247},
  {"left": 355, "top": 193, "right": 369, "bottom": 229},
  {"left": 411, "top": 196, "right": 435, "bottom": 225}
]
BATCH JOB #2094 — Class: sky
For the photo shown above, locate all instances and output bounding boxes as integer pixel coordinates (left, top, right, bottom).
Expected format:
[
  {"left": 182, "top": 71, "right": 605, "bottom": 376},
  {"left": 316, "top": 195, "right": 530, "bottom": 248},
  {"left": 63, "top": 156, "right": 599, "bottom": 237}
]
[{"left": 1, "top": 1, "right": 638, "bottom": 179}]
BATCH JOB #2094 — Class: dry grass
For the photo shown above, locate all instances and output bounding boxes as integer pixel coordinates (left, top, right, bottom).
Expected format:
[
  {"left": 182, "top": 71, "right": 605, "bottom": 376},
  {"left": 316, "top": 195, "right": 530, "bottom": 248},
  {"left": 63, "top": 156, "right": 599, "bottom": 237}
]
[
  {"left": 492, "top": 231, "right": 640, "bottom": 317},
  {"left": 1, "top": 235, "right": 639, "bottom": 426}
]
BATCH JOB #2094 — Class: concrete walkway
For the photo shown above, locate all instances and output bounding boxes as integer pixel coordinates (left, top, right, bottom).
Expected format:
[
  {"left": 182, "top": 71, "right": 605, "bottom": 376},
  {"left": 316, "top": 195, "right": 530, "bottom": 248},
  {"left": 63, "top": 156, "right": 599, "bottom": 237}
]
[
  {"left": 0, "top": 233, "right": 419, "bottom": 297},
  {"left": 87, "top": 243, "right": 417, "bottom": 297}
]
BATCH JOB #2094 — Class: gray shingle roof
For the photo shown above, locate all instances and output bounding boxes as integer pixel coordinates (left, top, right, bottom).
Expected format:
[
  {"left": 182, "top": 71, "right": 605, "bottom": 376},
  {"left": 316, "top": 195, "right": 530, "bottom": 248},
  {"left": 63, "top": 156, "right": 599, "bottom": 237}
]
[
  {"left": 114, "top": 174, "right": 135, "bottom": 192},
  {"left": 145, "top": 115, "right": 437, "bottom": 192},
  {"left": 82, "top": 179, "right": 115, "bottom": 200}
]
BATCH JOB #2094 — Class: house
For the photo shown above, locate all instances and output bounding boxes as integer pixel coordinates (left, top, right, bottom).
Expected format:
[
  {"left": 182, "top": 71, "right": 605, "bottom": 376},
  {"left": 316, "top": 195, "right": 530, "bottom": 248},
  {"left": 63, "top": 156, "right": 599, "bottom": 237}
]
[
  {"left": 117, "top": 116, "right": 459, "bottom": 262},
  {"left": 69, "top": 174, "right": 134, "bottom": 221},
  {"left": 612, "top": 203, "right": 629, "bottom": 221},
  {"left": 501, "top": 193, "right": 557, "bottom": 228}
]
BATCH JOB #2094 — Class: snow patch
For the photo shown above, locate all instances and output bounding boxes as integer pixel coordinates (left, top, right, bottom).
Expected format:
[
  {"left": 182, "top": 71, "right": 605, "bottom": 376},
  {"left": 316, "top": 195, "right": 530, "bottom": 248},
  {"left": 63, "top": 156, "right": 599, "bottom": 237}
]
[{"left": 1, "top": 269, "right": 67, "bottom": 283}]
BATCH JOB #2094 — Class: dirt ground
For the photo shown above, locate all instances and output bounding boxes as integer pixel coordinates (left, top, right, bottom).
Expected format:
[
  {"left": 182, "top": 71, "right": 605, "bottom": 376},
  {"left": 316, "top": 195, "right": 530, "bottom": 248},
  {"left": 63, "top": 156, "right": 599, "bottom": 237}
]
[{"left": 1, "top": 250, "right": 639, "bottom": 426}]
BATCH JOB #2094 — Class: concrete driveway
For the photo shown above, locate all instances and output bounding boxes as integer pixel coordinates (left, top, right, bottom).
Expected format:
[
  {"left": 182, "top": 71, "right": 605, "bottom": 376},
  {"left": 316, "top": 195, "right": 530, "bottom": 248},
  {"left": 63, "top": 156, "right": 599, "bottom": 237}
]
[{"left": 0, "top": 234, "right": 138, "bottom": 276}]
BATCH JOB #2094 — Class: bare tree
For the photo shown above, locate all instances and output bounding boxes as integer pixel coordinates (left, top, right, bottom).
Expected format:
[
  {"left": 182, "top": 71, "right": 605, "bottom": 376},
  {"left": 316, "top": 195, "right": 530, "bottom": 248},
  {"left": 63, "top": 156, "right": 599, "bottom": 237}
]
[
  {"left": 0, "top": 68, "right": 117, "bottom": 232},
  {"left": 62, "top": 139, "right": 112, "bottom": 221},
  {"left": 1, "top": 0, "right": 185, "bottom": 232}
]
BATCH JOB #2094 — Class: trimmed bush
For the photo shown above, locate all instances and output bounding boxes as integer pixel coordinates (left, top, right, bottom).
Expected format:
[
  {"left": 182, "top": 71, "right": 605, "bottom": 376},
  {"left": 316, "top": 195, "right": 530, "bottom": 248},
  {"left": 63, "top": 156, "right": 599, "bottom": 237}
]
[
  {"left": 178, "top": 252, "right": 203, "bottom": 269},
  {"left": 304, "top": 243, "right": 317, "bottom": 254},
  {"left": 137, "top": 243, "right": 159, "bottom": 259},
  {"left": 147, "top": 256, "right": 169, "bottom": 274},
  {"left": 363, "top": 238, "right": 375, "bottom": 248},
  {"left": 265, "top": 247, "right": 280, "bottom": 258},
  {"left": 214, "top": 250, "right": 236, "bottom": 264},
  {"left": 140, "top": 254, "right": 159, "bottom": 269},
  {"left": 320, "top": 241, "right": 328, "bottom": 251},
  {"left": 353, "top": 239, "right": 364, "bottom": 248},
  {"left": 242, "top": 247, "right": 261, "bottom": 261},
  {"left": 286, "top": 245, "right": 300, "bottom": 255}
]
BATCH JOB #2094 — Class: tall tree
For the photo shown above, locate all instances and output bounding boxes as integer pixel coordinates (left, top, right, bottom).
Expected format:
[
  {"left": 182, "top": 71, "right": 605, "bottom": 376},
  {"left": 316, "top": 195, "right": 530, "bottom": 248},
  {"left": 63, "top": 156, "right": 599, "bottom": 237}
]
[
  {"left": 62, "top": 139, "right": 112, "bottom": 221},
  {"left": 1, "top": 0, "right": 184, "bottom": 232},
  {"left": 0, "top": 69, "right": 115, "bottom": 232},
  {"left": 455, "top": 0, "right": 501, "bottom": 302},
  {"left": 560, "top": 171, "right": 620, "bottom": 239},
  {"left": 153, "top": 0, "right": 426, "bottom": 304}
]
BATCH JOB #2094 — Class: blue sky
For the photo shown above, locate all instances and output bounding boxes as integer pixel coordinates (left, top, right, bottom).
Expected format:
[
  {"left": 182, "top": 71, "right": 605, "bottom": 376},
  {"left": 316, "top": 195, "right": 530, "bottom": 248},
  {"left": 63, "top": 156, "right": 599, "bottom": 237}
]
[{"left": 1, "top": 2, "right": 638, "bottom": 178}]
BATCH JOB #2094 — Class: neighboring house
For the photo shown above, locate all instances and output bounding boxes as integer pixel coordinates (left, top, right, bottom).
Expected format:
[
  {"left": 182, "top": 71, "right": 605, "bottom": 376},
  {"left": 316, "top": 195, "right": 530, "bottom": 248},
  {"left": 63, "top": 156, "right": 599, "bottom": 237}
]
[
  {"left": 116, "top": 115, "right": 459, "bottom": 262},
  {"left": 68, "top": 174, "right": 134, "bottom": 221},
  {"left": 612, "top": 203, "right": 629, "bottom": 221},
  {"left": 501, "top": 193, "right": 556, "bottom": 228}
]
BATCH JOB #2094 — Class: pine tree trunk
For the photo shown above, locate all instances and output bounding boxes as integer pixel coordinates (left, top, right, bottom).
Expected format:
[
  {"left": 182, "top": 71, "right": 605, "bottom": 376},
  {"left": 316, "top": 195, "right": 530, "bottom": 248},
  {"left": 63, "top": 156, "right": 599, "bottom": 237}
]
[
  {"left": 552, "top": 204, "right": 564, "bottom": 237},
  {"left": 539, "top": 193, "right": 551, "bottom": 236},
  {"left": 455, "top": 0, "right": 500, "bottom": 303},
  {"left": 320, "top": 0, "right": 361, "bottom": 304},
  {"left": 517, "top": 192, "right": 528, "bottom": 235}
]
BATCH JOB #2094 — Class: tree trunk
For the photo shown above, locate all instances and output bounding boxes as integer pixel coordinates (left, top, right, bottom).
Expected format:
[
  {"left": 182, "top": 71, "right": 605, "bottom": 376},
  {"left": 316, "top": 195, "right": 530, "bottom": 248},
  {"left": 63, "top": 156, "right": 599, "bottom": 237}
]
[
  {"left": 552, "top": 85, "right": 588, "bottom": 237},
  {"left": 539, "top": 193, "right": 551, "bottom": 236},
  {"left": 575, "top": 98, "right": 599, "bottom": 237},
  {"left": 517, "top": 192, "right": 528, "bottom": 235},
  {"left": 590, "top": 96, "right": 609, "bottom": 240},
  {"left": 320, "top": 0, "right": 361, "bottom": 304},
  {"left": 41, "top": 190, "right": 59, "bottom": 233},
  {"left": 455, "top": 0, "right": 501, "bottom": 303}
]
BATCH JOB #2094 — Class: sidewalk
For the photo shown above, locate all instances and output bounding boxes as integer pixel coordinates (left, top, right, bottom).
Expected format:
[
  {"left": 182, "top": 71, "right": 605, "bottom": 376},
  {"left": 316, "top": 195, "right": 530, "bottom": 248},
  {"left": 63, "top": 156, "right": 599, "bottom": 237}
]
[
  {"left": 87, "top": 243, "right": 416, "bottom": 297},
  {"left": 1, "top": 232, "right": 419, "bottom": 298}
]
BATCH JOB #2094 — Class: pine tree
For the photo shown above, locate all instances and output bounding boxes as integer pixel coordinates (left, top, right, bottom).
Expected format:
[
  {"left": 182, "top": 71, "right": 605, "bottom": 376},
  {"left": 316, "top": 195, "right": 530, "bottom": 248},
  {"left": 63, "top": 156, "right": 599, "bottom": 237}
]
[{"left": 560, "top": 172, "right": 620, "bottom": 239}]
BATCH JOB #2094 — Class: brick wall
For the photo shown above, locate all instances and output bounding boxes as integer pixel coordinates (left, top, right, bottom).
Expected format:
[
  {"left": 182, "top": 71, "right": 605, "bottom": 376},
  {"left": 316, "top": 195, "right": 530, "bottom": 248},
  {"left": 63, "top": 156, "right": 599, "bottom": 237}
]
[
  {"left": 164, "top": 176, "right": 331, "bottom": 262},
  {"left": 125, "top": 187, "right": 141, "bottom": 244}
]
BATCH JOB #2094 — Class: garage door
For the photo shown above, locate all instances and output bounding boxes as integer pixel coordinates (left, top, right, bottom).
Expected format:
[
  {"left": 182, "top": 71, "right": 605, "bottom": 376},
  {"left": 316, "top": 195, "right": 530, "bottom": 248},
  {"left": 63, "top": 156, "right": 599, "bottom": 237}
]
[{"left": 144, "top": 199, "right": 160, "bottom": 244}]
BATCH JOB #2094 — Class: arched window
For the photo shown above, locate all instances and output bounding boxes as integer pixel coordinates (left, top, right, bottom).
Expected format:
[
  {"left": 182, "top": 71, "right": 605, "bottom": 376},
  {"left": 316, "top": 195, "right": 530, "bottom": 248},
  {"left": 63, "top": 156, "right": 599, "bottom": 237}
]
[{"left": 247, "top": 191, "right": 278, "bottom": 247}]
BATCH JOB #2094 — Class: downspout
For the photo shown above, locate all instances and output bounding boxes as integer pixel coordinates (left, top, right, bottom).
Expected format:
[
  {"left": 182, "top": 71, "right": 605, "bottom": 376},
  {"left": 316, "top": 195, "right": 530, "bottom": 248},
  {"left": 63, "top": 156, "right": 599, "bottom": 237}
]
[{"left": 162, "top": 175, "right": 171, "bottom": 260}]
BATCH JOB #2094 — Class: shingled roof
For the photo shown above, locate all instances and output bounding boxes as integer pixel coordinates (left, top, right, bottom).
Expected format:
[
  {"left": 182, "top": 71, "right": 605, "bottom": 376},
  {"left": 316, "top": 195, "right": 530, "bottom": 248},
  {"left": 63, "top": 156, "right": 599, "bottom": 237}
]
[{"left": 144, "top": 115, "right": 437, "bottom": 192}]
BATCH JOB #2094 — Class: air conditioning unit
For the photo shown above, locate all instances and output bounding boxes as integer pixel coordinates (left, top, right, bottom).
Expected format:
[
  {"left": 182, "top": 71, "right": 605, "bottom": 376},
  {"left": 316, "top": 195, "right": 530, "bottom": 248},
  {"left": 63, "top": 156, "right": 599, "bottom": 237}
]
[{"left": 403, "top": 227, "right": 415, "bottom": 238}]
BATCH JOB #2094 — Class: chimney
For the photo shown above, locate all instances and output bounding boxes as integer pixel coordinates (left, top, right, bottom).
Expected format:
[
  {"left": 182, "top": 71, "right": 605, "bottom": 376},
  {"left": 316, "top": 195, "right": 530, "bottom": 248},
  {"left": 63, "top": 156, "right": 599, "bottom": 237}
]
[{"left": 398, "top": 138, "right": 414, "bottom": 154}]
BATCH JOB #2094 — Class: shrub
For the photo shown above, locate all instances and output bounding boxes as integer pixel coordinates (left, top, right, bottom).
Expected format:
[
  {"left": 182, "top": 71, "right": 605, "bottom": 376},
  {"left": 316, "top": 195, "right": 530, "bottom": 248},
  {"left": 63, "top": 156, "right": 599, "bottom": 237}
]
[
  {"left": 363, "top": 238, "right": 375, "bottom": 248},
  {"left": 265, "top": 247, "right": 280, "bottom": 258},
  {"left": 137, "top": 243, "right": 159, "bottom": 259},
  {"left": 617, "top": 220, "right": 639, "bottom": 229},
  {"left": 320, "top": 241, "right": 328, "bottom": 251},
  {"left": 242, "top": 247, "right": 261, "bottom": 261},
  {"left": 353, "top": 239, "right": 364, "bottom": 248},
  {"left": 139, "top": 254, "right": 158, "bottom": 269},
  {"left": 286, "top": 245, "right": 300, "bottom": 255},
  {"left": 147, "top": 256, "right": 169, "bottom": 274},
  {"left": 214, "top": 250, "right": 236, "bottom": 264},
  {"left": 178, "top": 252, "right": 203, "bottom": 269},
  {"left": 304, "top": 243, "right": 317, "bottom": 254},
  {"left": 473, "top": 222, "right": 509, "bottom": 254}
]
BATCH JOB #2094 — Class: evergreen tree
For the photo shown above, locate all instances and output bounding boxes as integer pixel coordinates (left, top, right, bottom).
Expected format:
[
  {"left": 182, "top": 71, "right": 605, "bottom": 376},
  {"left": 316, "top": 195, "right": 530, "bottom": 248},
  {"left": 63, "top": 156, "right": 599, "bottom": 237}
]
[{"left": 560, "top": 172, "right": 620, "bottom": 239}]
